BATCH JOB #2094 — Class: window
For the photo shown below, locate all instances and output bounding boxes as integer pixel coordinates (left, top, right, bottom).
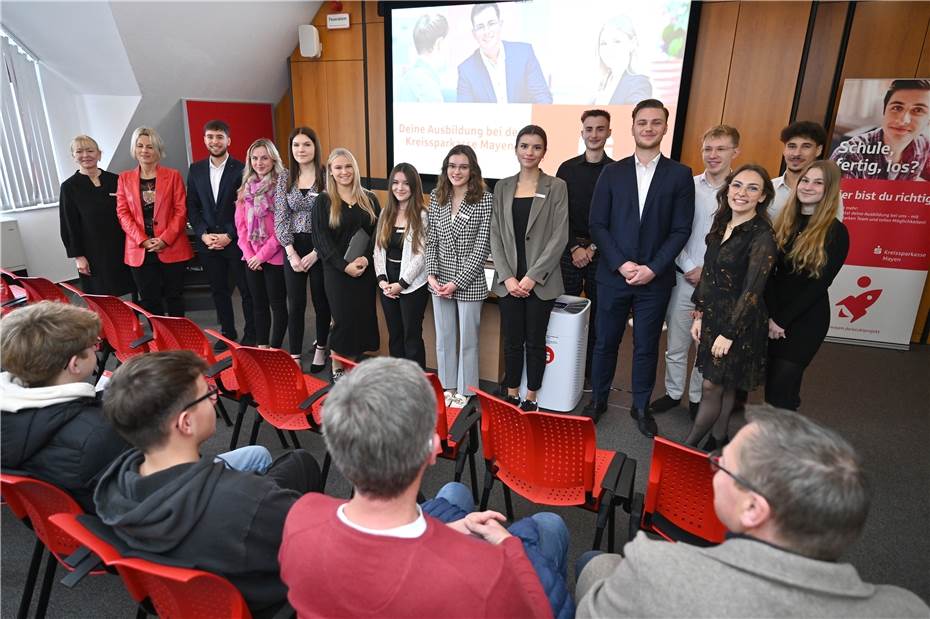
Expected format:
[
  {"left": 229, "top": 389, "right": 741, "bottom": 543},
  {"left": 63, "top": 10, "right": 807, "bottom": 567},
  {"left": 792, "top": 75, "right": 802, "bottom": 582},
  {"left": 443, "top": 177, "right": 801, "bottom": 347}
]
[{"left": 1, "top": 31, "right": 58, "bottom": 210}]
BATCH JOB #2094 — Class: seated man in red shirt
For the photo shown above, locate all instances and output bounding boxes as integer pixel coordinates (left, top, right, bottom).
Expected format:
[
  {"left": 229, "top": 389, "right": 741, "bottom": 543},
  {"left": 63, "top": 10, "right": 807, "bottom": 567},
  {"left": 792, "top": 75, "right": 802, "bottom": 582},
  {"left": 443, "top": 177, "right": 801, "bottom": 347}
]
[{"left": 280, "top": 356, "right": 562, "bottom": 618}]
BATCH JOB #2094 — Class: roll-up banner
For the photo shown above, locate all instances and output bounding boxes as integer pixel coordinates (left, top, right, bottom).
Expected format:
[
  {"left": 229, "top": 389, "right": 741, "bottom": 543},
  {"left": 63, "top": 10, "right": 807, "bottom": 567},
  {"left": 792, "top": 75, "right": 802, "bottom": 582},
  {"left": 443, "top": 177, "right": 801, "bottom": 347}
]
[{"left": 827, "top": 77, "right": 930, "bottom": 349}]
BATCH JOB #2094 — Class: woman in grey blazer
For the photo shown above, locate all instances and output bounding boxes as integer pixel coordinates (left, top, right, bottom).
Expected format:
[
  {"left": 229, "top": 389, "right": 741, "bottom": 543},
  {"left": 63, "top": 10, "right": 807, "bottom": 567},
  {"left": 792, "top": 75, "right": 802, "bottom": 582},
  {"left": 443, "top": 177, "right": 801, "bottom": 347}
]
[
  {"left": 425, "top": 145, "right": 493, "bottom": 407},
  {"left": 490, "top": 125, "right": 569, "bottom": 411}
]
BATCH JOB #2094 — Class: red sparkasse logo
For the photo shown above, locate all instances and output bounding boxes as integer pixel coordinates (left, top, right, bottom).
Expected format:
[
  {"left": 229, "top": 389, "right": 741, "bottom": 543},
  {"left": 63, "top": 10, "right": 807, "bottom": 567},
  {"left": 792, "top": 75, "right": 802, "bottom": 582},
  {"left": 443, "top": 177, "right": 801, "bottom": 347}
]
[{"left": 836, "top": 275, "right": 882, "bottom": 323}]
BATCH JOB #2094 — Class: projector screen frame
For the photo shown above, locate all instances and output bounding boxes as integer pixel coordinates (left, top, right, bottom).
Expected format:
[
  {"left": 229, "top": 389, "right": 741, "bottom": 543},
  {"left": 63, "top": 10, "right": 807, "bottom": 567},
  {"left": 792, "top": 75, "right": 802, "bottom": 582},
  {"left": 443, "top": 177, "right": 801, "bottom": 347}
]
[{"left": 383, "top": 0, "right": 703, "bottom": 193}]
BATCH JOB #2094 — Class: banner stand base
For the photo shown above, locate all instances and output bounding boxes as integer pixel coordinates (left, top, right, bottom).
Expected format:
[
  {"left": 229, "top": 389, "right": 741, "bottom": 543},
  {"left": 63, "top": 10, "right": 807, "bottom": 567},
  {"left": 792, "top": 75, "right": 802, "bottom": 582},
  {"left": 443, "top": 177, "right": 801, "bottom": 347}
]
[{"left": 824, "top": 336, "right": 910, "bottom": 351}]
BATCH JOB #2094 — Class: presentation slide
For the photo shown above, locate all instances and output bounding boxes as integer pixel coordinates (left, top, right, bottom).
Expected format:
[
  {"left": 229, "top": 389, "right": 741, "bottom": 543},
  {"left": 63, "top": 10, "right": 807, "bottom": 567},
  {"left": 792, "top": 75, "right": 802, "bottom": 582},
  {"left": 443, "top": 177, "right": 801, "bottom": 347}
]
[{"left": 389, "top": 0, "right": 692, "bottom": 179}]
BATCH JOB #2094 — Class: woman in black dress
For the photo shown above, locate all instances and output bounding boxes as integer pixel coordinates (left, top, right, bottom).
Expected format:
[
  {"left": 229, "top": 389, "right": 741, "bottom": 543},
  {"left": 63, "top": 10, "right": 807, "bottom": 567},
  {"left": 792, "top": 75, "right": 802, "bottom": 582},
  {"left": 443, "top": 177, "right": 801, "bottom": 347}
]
[
  {"left": 59, "top": 135, "right": 135, "bottom": 296},
  {"left": 311, "top": 148, "right": 380, "bottom": 381},
  {"left": 685, "top": 164, "right": 777, "bottom": 449},
  {"left": 765, "top": 161, "right": 849, "bottom": 411}
]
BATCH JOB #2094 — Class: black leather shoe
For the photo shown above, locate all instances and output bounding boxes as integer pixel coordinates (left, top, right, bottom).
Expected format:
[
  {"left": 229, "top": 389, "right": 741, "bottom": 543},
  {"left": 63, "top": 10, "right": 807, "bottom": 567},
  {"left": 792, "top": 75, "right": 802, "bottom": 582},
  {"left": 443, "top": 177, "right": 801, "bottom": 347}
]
[
  {"left": 688, "top": 401, "right": 700, "bottom": 420},
  {"left": 582, "top": 400, "right": 607, "bottom": 423},
  {"left": 496, "top": 387, "right": 521, "bottom": 407},
  {"left": 520, "top": 399, "right": 539, "bottom": 412},
  {"left": 239, "top": 335, "right": 257, "bottom": 347},
  {"left": 649, "top": 394, "right": 680, "bottom": 414},
  {"left": 630, "top": 407, "right": 657, "bottom": 438}
]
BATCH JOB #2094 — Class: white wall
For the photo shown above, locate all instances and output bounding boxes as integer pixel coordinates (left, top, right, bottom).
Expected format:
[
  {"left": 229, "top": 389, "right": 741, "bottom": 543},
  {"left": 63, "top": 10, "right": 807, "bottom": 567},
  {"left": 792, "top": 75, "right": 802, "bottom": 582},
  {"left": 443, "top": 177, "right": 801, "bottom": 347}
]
[{"left": 5, "top": 207, "right": 74, "bottom": 282}]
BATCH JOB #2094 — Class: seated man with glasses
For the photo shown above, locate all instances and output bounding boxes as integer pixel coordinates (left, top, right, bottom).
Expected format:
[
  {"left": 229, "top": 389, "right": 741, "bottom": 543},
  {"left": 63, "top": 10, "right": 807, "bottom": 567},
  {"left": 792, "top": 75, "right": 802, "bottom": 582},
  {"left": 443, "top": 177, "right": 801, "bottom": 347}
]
[
  {"left": 576, "top": 405, "right": 929, "bottom": 618},
  {"left": 94, "top": 350, "right": 322, "bottom": 616},
  {"left": 1, "top": 301, "right": 129, "bottom": 513}
]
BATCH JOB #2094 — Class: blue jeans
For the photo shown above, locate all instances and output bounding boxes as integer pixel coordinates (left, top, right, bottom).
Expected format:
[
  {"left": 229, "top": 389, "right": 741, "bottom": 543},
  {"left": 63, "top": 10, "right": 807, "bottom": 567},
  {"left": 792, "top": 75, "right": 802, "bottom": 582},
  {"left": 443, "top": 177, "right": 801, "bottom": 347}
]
[
  {"left": 432, "top": 482, "right": 569, "bottom": 575},
  {"left": 214, "top": 445, "right": 272, "bottom": 473}
]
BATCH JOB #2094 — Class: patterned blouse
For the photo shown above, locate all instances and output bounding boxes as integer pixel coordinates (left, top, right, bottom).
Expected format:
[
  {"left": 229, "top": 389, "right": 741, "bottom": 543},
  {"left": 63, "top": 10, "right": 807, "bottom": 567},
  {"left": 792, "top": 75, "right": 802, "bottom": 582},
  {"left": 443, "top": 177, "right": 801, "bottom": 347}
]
[
  {"left": 425, "top": 189, "right": 493, "bottom": 302},
  {"left": 274, "top": 170, "right": 321, "bottom": 247}
]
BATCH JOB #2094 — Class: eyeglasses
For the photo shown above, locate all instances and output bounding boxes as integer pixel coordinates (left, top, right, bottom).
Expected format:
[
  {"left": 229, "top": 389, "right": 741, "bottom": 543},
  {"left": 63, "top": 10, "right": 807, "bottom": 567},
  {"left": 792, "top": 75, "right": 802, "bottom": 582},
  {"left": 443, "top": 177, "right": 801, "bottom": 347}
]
[
  {"left": 708, "top": 450, "right": 768, "bottom": 499},
  {"left": 447, "top": 163, "right": 470, "bottom": 172},
  {"left": 180, "top": 387, "right": 220, "bottom": 411},
  {"left": 702, "top": 146, "right": 735, "bottom": 155}
]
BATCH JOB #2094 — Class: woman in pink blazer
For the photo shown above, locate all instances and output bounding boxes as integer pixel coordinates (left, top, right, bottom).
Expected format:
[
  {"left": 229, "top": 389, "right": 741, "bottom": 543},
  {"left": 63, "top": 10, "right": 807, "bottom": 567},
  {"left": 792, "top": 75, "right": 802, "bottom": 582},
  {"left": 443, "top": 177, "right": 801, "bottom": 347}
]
[
  {"left": 235, "top": 139, "right": 288, "bottom": 348},
  {"left": 116, "top": 126, "right": 194, "bottom": 316}
]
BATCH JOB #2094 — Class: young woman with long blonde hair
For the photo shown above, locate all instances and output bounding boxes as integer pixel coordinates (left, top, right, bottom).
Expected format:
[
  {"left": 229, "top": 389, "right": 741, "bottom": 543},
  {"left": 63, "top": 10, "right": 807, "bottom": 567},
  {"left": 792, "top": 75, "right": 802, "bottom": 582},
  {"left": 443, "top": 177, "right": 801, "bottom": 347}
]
[
  {"left": 311, "top": 148, "right": 381, "bottom": 381},
  {"left": 235, "top": 138, "right": 288, "bottom": 348},
  {"left": 764, "top": 160, "right": 849, "bottom": 410}
]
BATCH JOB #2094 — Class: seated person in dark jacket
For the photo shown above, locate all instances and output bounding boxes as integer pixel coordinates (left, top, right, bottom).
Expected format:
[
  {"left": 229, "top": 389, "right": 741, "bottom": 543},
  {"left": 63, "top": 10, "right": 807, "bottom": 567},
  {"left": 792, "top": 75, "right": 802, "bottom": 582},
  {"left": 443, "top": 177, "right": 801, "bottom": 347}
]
[
  {"left": 93, "top": 351, "right": 322, "bottom": 616},
  {"left": 1, "top": 301, "right": 128, "bottom": 512},
  {"left": 279, "top": 356, "right": 570, "bottom": 619}
]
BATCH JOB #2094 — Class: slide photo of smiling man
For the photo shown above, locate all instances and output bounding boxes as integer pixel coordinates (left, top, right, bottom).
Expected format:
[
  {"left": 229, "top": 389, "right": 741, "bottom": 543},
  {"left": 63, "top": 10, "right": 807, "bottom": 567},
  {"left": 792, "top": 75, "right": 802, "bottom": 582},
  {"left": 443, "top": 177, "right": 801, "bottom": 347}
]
[{"left": 831, "top": 78, "right": 930, "bottom": 182}]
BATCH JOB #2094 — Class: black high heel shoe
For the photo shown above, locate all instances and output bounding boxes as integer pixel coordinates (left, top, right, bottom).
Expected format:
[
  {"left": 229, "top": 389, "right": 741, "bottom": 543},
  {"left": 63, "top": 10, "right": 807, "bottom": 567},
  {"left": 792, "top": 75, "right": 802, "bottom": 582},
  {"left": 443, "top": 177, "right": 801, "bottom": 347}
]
[{"left": 310, "top": 342, "right": 328, "bottom": 374}]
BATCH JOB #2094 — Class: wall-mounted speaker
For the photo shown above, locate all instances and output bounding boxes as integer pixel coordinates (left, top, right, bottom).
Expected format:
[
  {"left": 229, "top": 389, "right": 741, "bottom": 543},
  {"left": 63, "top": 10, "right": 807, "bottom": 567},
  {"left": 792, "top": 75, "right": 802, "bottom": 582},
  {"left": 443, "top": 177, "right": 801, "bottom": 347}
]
[{"left": 298, "top": 25, "right": 322, "bottom": 58}]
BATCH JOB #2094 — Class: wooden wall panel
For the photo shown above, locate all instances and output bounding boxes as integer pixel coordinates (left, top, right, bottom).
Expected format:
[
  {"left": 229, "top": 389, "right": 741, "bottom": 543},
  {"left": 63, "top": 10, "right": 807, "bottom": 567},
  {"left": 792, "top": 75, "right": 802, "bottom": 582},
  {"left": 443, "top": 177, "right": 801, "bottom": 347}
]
[
  {"left": 795, "top": 1, "right": 849, "bottom": 126},
  {"left": 679, "top": 2, "right": 739, "bottom": 171},
  {"left": 918, "top": 24, "right": 930, "bottom": 76},
  {"left": 324, "top": 60, "right": 367, "bottom": 171},
  {"left": 839, "top": 2, "right": 930, "bottom": 80},
  {"left": 274, "top": 88, "right": 293, "bottom": 166},
  {"left": 722, "top": 2, "right": 811, "bottom": 177},
  {"left": 366, "top": 24, "right": 387, "bottom": 179},
  {"left": 291, "top": 61, "right": 330, "bottom": 151}
]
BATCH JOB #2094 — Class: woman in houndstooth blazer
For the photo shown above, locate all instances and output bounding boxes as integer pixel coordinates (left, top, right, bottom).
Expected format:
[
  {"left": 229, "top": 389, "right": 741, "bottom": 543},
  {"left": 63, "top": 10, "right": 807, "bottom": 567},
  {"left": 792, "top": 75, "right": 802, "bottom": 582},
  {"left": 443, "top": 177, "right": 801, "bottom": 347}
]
[{"left": 425, "top": 145, "right": 493, "bottom": 407}]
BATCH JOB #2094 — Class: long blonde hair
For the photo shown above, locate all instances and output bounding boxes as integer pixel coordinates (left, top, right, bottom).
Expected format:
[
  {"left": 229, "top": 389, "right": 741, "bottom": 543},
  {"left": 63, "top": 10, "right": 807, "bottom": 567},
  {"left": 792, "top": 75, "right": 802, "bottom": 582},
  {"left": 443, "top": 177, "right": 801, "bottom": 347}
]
[
  {"left": 377, "top": 163, "right": 427, "bottom": 253},
  {"left": 239, "top": 138, "right": 285, "bottom": 194},
  {"left": 325, "top": 148, "right": 375, "bottom": 228},
  {"left": 773, "top": 160, "right": 842, "bottom": 278}
]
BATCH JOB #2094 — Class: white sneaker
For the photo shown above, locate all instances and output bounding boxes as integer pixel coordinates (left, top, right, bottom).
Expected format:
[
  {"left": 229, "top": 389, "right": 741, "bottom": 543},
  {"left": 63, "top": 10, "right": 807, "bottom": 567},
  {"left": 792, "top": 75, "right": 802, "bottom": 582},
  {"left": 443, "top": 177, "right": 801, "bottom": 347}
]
[
  {"left": 444, "top": 390, "right": 455, "bottom": 408},
  {"left": 450, "top": 393, "right": 472, "bottom": 409}
]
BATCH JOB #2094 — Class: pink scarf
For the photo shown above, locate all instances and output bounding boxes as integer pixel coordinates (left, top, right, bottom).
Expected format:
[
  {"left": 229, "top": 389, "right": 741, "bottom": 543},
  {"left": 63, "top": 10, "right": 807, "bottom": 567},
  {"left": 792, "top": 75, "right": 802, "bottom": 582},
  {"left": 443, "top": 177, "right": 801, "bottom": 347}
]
[{"left": 241, "top": 176, "right": 275, "bottom": 244}]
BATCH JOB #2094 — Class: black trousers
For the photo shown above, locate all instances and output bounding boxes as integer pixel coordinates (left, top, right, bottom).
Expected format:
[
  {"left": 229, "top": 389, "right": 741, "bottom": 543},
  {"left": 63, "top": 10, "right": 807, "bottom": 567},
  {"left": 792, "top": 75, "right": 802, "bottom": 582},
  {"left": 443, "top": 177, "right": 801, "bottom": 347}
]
[
  {"left": 560, "top": 247, "right": 599, "bottom": 378},
  {"left": 200, "top": 243, "right": 255, "bottom": 341},
  {"left": 267, "top": 449, "right": 323, "bottom": 494},
  {"left": 131, "top": 256, "right": 187, "bottom": 317},
  {"left": 764, "top": 355, "right": 806, "bottom": 411},
  {"left": 283, "top": 233, "right": 331, "bottom": 355},
  {"left": 379, "top": 284, "right": 429, "bottom": 369},
  {"left": 499, "top": 292, "right": 556, "bottom": 391},
  {"left": 244, "top": 263, "right": 288, "bottom": 347}
]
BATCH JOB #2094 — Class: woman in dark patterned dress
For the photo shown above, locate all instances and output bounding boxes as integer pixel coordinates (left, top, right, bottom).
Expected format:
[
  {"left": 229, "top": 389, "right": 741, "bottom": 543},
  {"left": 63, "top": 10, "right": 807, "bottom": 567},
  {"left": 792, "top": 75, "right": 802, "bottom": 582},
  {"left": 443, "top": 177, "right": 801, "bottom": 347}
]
[{"left": 685, "top": 164, "right": 777, "bottom": 450}]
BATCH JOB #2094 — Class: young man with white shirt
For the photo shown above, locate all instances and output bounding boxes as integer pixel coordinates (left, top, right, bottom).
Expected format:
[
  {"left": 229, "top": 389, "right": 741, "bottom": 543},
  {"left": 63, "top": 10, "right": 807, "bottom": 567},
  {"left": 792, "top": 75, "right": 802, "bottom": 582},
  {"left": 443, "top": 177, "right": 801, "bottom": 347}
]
[
  {"left": 651, "top": 125, "right": 740, "bottom": 419},
  {"left": 280, "top": 357, "right": 567, "bottom": 618},
  {"left": 769, "top": 121, "right": 827, "bottom": 220},
  {"left": 584, "top": 99, "right": 694, "bottom": 437},
  {"left": 187, "top": 120, "right": 254, "bottom": 350}
]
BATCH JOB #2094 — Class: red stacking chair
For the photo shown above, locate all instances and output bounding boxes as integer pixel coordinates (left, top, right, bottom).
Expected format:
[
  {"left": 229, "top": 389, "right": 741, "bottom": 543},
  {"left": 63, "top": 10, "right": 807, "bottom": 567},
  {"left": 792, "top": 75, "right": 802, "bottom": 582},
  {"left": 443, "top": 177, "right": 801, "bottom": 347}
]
[
  {"left": 627, "top": 436, "right": 727, "bottom": 545},
  {"left": 473, "top": 389, "right": 637, "bottom": 552},
  {"left": 331, "top": 354, "right": 482, "bottom": 502},
  {"left": 0, "top": 273, "right": 27, "bottom": 314},
  {"left": 7, "top": 274, "right": 69, "bottom": 304},
  {"left": 225, "top": 344, "right": 333, "bottom": 487},
  {"left": 0, "top": 474, "right": 104, "bottom": 619},
  {"left": 124, "top": 310, "right": 238, "bottom": 428},
  {"left": 49, "top": 513, "right": 251, "bottom": 618},
  {"left": 60, "top": 284, "right": 149, "bottom": 373}
]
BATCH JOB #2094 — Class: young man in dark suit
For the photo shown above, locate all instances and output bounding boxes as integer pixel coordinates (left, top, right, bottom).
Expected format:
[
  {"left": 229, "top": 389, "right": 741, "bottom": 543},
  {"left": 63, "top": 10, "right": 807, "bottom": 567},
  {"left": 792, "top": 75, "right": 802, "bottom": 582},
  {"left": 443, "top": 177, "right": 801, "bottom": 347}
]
[
  {"left": 585, "top": 99, "right": 694, "bottom": 437},
  {"left": 187, "top": 120, "right": 254, "bottom": 349}
]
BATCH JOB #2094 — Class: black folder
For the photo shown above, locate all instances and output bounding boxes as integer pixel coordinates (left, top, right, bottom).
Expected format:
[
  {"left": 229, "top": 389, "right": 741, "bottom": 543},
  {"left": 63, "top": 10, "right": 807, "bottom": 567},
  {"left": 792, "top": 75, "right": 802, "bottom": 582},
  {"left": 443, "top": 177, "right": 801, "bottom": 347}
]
[{"left": 344, "top": 229, "right": 371, "bottom": 262}]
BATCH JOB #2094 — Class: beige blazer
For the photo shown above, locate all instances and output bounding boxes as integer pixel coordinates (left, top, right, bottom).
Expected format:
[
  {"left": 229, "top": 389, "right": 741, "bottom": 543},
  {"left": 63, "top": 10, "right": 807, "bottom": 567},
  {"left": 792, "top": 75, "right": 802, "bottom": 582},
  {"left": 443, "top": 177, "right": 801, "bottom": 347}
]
[{"left": 489, "top": 171, "right": 569, "bottom": 301}]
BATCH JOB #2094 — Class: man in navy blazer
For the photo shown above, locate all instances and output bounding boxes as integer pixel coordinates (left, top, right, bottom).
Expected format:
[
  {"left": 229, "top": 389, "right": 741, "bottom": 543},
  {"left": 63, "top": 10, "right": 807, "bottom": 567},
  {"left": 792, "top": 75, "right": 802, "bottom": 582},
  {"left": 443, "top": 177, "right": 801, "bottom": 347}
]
[
  {"left": 187, "top": 120, "right": 255, "bottom": 349},
  {"left": 456, "top": 3, "right": 552, "bottom": 104},
  {"left": 585, "top": 100, "right": 694, "bottom": 437}
]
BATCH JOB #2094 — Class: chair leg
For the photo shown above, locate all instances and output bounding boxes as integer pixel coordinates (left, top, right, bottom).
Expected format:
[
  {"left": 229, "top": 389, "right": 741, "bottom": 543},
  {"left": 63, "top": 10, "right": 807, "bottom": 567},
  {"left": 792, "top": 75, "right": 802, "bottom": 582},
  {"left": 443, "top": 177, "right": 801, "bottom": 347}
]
[
  {"left": 16, "top": 538, "right": 44, "bottom": 619},
  {"left": 320, "top": 452, "right": 331, "bottom": 491},
  {"left": 215, "top": 398, "right": 233, "bottom": 427},
  {"left": 229, "top": 399, "right": 248, "bottom": 451},
  {"left": 96, "top": 345, "right": 112, "bottom": 377},
  {"left": 33, "top": 550, "right": 57, "bottom": 619},
  {"left": 288, "top": 430, "right": 301, "bottom": 448},
  {"left": 453, "top": 450, "right": 467, "bottom": 483},
  {"left": 607, "top": 504, "right": 616, "bottom": 552},
  {"left": 275, "top": 428, "right": 289, "bottom": 449},
  {"left": 135, "top": 607, "right": 148, "bottom": 619},
  {"left": 593, "top": 498, "right": 613, "bottom": 551},
  {"left": 503, "top": 485, "right": 514, "bottom": 521},
  {"left": 248, "top": 414, "right": 262, "bottom": 446},
  {"left": 467, "top": 451, "right": 479, "bottom": 505},
  {"left": 479, "top": 463, "right": 496, "bottom": 510}
]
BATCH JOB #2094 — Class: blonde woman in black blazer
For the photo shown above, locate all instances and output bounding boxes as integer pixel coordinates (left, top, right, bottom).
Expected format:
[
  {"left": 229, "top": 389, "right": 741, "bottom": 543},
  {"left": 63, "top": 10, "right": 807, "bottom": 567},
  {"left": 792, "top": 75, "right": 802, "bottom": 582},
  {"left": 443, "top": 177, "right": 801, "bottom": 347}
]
[{"left": 490, "top": 125, "right": 569, "bottom": 411}]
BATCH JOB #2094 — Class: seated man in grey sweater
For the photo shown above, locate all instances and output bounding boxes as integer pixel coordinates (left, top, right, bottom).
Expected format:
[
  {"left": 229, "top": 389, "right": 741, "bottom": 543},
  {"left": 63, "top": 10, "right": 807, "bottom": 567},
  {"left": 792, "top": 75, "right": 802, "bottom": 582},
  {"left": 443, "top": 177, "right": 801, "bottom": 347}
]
[{"left": 576, "top": 406, "right": 929, "bottom": 618}]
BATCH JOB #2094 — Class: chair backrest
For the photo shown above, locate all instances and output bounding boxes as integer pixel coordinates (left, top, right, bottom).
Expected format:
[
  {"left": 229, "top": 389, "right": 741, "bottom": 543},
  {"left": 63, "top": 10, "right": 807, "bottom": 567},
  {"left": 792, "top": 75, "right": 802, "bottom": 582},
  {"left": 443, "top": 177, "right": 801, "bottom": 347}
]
[
  {"left": 330, "top": 353, "right": 358, "bottom": 371},
  {"left": 146, "top": 315, "right": 214, "bottom": 360},
  {"left": 233, "top": 346, "right": 327, "bottom": 427},
  {"left": 0, "top": 474, "right": 84, "bottom": 559},
  {"left": 475, "top": 389, "right": 598, "bottom": 506},
  {"left": 644, "top": 436, "right": 727, "bottom": 544},
  {"left": 424, "top": 372, "right": 450, "bottom": 437},
  {"left": 109, "top": 557, "right": 252, "bottom": 619},
  {"left": 15, "top": 276, "right": 70, "bottom": 303},
  {"left": 48, "top": 513, "right": 124, "bottom": 569},
  {"left": 81, "top": 295, "right": 149, "bottom": 360}
]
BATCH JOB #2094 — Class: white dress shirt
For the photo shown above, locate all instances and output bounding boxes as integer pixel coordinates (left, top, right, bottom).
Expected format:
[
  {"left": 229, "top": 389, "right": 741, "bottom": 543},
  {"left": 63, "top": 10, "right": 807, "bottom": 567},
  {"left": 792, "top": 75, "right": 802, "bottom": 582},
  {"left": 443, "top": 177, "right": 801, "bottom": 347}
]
[
  {"left": 635, "top": 152, "right": 661, "bottom": 217},
  {"left": 480, "top": 45, "right": 508, "bottom": 104},
  {"left": 209, "top": 154, "right": 229, "bottom": 204},
  {"left": 677, "top": 172, "right": 721, "bottom": 274},
  {"left": 769, "top": 175, "right": 791, "bottom": 220}
]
